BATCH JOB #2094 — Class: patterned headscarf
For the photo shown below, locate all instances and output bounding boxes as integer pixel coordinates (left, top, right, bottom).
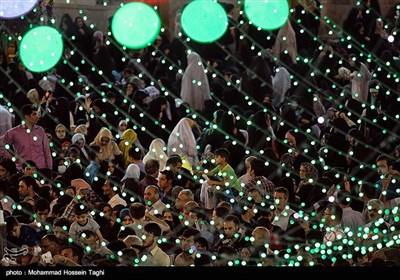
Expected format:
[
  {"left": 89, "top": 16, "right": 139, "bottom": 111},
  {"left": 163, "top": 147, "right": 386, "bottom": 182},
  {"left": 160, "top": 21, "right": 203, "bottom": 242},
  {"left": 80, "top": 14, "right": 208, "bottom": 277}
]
[{"left": 300, "top": 162, "right": 319, "bottom": 184}]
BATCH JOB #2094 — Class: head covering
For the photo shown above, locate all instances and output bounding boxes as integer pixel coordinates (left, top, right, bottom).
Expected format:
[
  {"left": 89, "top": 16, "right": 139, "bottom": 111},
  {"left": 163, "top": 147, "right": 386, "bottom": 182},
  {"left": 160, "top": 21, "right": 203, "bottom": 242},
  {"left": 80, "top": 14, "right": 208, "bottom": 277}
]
[
  {"left": 91, "top": 127, "right": 121, "bottom": 160},
  {"left": 280, "top": 153, "right": 295, "bottom": 170},
  {"left": 300, "top": 162, "right": 319, "bottom": 184},
  {"left": 119, "top": 208, "right": 130, "bottom": 220},
  {"left": 71, "top": 133, "right": 86, "bottom": 145},
  {"left": 118, "top": 129, "right": 138, "bottom": 167},
  {"left": 167, "top": 118, "right": 198, "bottom": 168},
  {"left": 121, "top": 163, "right": 140, "bottom": 182},
  {"left": 74, "top": 124, "right": 88, "bottom": 135},
  {"left": 142, "top": 138, "right": 168, "bottom": 170},
  {"left": 180, "top": 52, "right": 212, "bottom": 112}
]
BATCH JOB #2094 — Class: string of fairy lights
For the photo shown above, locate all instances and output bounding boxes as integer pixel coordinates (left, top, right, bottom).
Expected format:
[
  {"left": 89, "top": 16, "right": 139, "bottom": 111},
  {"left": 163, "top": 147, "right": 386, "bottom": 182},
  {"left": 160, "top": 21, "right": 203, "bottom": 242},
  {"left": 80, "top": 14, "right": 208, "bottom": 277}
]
[
  {"left": 1, "top": 1, "right": 399, "bottom": 189},
  {"left": 2, "top": 1, "right": 399, "bottom": 187},
  {"left": 2, "top": 1, "right": 400, "bottom": 264}
]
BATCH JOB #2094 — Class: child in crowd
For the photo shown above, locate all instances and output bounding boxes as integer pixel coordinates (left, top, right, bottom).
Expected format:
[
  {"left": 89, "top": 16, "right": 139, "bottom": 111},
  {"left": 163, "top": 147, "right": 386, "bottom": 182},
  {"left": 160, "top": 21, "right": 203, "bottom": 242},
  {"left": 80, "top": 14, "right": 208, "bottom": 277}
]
[
  {"left": 68, "top": 202, "right": 104, "bottom": 245},
  {"left": 204, "top": 148, "right": 241, "bottom": 198}
]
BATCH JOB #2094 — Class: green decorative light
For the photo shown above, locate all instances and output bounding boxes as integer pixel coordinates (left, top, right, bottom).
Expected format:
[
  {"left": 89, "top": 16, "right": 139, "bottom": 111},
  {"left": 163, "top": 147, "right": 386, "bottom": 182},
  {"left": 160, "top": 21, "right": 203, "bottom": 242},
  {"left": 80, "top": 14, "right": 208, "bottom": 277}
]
[
  {"left": 181, "top": 0, "right": 228, "bottom": 43},
  {"left": 20, "top": 26, "right": 63, "bottom": 73},
  {"left": 244, "top": 0, "right": 289, "bottom": 30},
  {"left": 111, "top": 2, "right": 161, "bottom": 49}
]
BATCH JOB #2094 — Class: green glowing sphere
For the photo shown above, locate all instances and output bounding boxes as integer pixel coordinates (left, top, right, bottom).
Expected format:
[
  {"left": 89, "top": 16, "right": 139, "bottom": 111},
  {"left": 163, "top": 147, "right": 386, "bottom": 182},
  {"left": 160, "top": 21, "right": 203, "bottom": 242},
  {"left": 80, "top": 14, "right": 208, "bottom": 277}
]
[
  {"left": 244, "top": 0, "right": 289, "bottom": 30},
  {"left": 20, "top": 26, "right": 63, "bottom": 73},
  {"left": 111, "top": 2, "right": 161, "bottom": 49},
  {"left": 181, "top": 0, "right": 228, "bottom": 43}
]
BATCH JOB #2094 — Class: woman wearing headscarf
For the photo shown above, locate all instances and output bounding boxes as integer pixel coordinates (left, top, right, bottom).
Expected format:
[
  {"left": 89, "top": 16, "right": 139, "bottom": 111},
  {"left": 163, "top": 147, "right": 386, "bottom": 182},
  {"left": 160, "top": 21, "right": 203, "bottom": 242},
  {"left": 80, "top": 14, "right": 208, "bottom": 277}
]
[
  {"left": 142, "top": 138, "right": 168, "bottom": 171},
  {"left": 295, "top": 162, "right": 319, "bottom": 211},
  {"left": 121, "top": 163, "right": 143, "bottom": 204},
  {"left": 53, "top": 124, "right": 70, "bottom": 153},
  {"left": 118, "top": 128, "right": 144, "bottom": 169},
  {"left": 167, "top": 118, "right": 200, "bottom": 171},
  {"left": 140, "top": 95, "right": 171, "bottom": 150},
  {"left": 180, "top": 52, "right": 212, "bottom": 112},
  {"left": 274, "top": 20, "right": 297, "bottom": 65},
  {"left": 90, "top": 127, "right": 122, "bottom": 164},
  {"left": 71, "top": 132, "right": 90, "bottom": 166}
]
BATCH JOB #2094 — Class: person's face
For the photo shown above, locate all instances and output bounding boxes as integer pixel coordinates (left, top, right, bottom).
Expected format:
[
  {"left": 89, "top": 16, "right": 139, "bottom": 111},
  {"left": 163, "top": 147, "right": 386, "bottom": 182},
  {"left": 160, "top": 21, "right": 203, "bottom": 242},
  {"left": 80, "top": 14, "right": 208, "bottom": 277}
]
[
  {"left": 81, "top": 236, "right": 97, "bottom": 255},
  {"left": 76, "top": 139, "right": 84, "bottom": 149},
  {"left": 180, "top": 235, "right": 195, "bottom": 252},
  {"left": 55, "top": 127, "right": 66, "bottom": 139},
  {"left": 102, "top": 206, "right": 112, "bottom": 218},
  {"left": 75, "top": 18, "right": 83, "bottom": 28},
  {"left": 223, "top": 220, "right": 238, "bottom": 238},
  {"left": 25, "top": 110, "right": 39, "bottom": 125},
  {"left": 214, "top": 155, "right": 224, "bottom": 165},
  {"left": 36, "top": 208, "right": 49, "bottom": 224},
  {"left": 142, "top": 230, "right": 155, "bottom": 248},
  {"left": 321, "top": 207, "right": 337, "bottom": 227},
  {"left": 121, "top": 215, "right": 133, "bottom": 226},
  {"left": 53, "top": 226, "right": 69, "bottom": 242},
  {"left": 251, "top": 229, "right": 266, "bottom": 246},
  {"left": 376, "top": 160, "right": 389, "bottom": 177},
  {"left": 169, "top": 163, "right": 182, "bottom": 175},
  {"left": 144, "top": 187, "right": 158, "bottom": 205},
  {"left": 10, "top": 224, "right": 21, "bottom": 238},
  {"left": 396, "top": 150, "right": 400, "bottom": 159},
  {"left": 348, "top": 58, "right": 356, "bottom": 67},
  {"left": 299, "top": 165, "right": 307, "bottom": 180},
  {"left": 347, "top": 135, "right": 354, "bottom": 146},
  {"left": 274, "top": 191, "right": 287, "bottom": 211},
  {"left": 40, "top": 238, "right": 57, "bottom": 255},
  {"left": 125, "top": 84, "right": 134, "bottom": 94},
  {"left": 62, "top": 144, "right": 70, "bottom": 152},
  {"left": 175, "top": 194, "right": 189, "bottom": 210},
  {"left": 157, "top": 173, "right": 169, "bottom": 190},
  {"left": 102, "top": 181, "right": 113, "bottom": 197},
  {"left": 0, "top": 165, "right": 9, "bottom": 181},
  {"left": 119, "top": 121, "right": 128, "bottom": 131},
  {"left": 107, "top": 162, "right": 115, "bottom": 174},
  {"left": 93, "top": 106, "right": 101, "bottom": 115},
  {"left": 23, "top": 166, "right": 36, "bottom": 177},
  {"left": 18, "top": 181, "right": 30, "bottom": 199},
  {"left": 367, "top": 205, "right": 382, "bottom": 222},
  {"left": 212, "top": 210, "right": 222, "bottom": 228},
  {"left": 163, "top": 212, "right": 173, "bottom": 222},
  {"left": 240, "top": 247, "right": 252, "bottom": 261},
  {"left": 61, "top": 248, "right": 76, "bottom": 262},
  {"left": 76, "top": 213, "right": 88, "bottom": 225},
  {"left": 285, "top": 133, "right": 296, "bottom": 148},
  {"left": 100, "top": 137, "right": 110, "bottom": 146}
]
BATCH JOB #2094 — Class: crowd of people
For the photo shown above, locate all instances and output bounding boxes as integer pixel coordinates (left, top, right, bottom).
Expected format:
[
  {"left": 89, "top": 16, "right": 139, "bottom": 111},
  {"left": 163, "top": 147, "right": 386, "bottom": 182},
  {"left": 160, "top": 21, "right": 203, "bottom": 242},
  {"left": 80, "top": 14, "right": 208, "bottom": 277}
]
[{"left": 1, "top": 0, "right": 400, "bottom": 267}]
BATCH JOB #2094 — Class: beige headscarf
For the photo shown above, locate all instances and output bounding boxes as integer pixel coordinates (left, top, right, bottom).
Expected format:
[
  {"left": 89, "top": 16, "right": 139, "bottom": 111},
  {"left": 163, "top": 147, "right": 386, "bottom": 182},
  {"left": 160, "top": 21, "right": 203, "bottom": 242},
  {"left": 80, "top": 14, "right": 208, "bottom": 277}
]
[{"left": 90, "top": 127, "right": 121, "bottom": 160}]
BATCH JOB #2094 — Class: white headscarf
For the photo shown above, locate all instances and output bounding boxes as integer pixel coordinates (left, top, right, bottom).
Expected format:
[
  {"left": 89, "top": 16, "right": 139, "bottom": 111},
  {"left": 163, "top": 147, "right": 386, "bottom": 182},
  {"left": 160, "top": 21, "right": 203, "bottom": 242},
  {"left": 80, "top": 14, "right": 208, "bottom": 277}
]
[
  {"left": 142, "top": 138, "right": 168, "bottom": 170},
  {"left": 121, "top": 163, "right": 141, "bottom": 182},
  {"left": 167, "top": 118, "right": 198, "bottom": 165},
  {"left": 180, "top": 52, "right": 212, "bottom": 112}
]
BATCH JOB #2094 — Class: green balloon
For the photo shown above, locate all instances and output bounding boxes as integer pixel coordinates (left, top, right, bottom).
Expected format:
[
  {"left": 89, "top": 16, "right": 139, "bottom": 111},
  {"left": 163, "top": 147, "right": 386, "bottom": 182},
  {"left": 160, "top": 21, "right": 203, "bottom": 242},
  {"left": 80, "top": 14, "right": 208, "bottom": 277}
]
[
  {"left": 244, "top": 0, "right": 289, "bottom": 30},
  {"left": 111, "top": 2, "right": 161, "bottom": 49},
  {"left": 181, "top": 0, "right": 228, "bottom": 43},
  {"left": 20, "top": 26, "right": 63, "bottom": 73}
]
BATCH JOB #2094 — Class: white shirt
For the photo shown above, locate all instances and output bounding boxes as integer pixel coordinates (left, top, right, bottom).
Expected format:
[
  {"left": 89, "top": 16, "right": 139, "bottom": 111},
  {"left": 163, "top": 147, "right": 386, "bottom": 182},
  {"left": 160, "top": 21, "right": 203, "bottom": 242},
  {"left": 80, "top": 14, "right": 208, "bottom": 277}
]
[{"left": 272, "top": 207, "right": 296, "bottom": 231}]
